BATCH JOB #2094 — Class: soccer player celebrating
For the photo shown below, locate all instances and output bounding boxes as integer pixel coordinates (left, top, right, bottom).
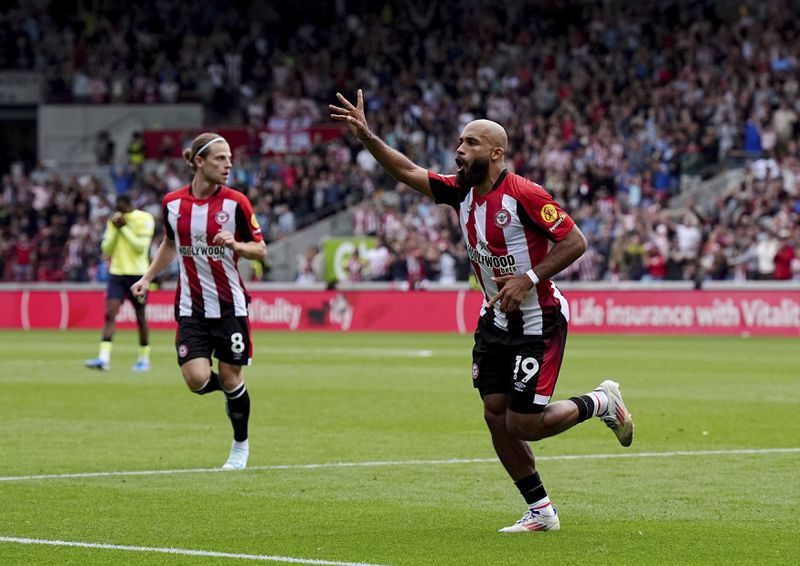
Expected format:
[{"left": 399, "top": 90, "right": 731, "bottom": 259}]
[
  {"left": 86, "top": 194, "right": 155, "bottom": 372},
  {"left": 131, "top": 133, "right": 267, "bottom": 470},
  {"left": 331, "top": 90, "right": 634, "bottom": 531}
]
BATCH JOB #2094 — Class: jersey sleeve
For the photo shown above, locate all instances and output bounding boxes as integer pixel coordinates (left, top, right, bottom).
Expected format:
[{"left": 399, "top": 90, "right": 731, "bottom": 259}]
[
  {"left": 428, "top": 171, "right": 470, "bottom": 210},
  {"left": 100, "top": 220, "right": 119, "bottom": 256},
  {"left": 234, "top": 195, "right": 264, "bottom": 243},
  {"left": 138, "top": 212, "right": 156, "bottom": 239},
  {"left": 516, "top": 181, "right": 575, "bottom": 242},
  {"left": 161, "top": 201, "right": 175, "bottom": 241}
]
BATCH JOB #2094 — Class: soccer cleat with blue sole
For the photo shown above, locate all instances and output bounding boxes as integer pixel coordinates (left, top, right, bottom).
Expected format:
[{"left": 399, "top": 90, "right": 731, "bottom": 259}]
[{"left": 85, "top": 358, "right": 110, "bottom": 371}]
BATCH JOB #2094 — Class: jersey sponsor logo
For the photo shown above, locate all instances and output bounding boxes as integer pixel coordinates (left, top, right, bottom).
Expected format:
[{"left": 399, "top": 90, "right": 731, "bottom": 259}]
[
  {"left": 250, "top": 213, "right": 262, "bottom": 235},
  {"left": 549, "top": 212, "right": 566, "bottom": 233},
  {"left": 465, "top": 241, "right": 517, "bottom": 274},
  {"left": 180, "top": 232, "right": 226, "bottom": 259},
  {"left": 493, "top": 208, "right": 511, "bottom": 229},
  {"left": 214, "top": 210, "right": 230, "bottom": 224},
  {"left": 178, "top": 244, "right": 227, "bottom": 259},
  {"left": 541, "top": 204, "right": 558, "bottom": 223}
]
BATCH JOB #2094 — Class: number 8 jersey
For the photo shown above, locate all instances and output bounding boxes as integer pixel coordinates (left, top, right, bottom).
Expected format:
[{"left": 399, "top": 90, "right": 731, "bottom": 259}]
[{"left": 162, "top": 185, "right": 263, "bottom": 319}]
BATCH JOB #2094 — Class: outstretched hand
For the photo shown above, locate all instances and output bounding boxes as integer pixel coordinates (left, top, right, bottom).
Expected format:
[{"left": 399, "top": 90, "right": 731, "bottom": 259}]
[
  {"left": 487, "top": 273, "right": 534, "bottom": 313},
  {"left": 329, "top": 89, "right": 373, "bottom": 142}
]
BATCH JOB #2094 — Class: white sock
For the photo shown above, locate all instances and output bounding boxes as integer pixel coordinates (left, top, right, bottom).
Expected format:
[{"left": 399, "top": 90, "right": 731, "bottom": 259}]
[
  {"left": 588, "top": 389, "right": 609, "bottom": 416},
  {"left": 529, "top": 495, "right": 556, "bottom": 516},
  {"left": 232, "top": 439, "right": 249, "bottom": 451}
]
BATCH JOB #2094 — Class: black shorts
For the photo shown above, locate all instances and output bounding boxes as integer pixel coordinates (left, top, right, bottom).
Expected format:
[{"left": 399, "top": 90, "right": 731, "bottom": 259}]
[
  {"left": 471, "top": 314, "right": 568, "bottom": 414},
  {"left": 107, "top": 274, "right": 143, "bottom": 304},
  {"left": 175, "top": 316, "right": 252, "bottom": 366}
]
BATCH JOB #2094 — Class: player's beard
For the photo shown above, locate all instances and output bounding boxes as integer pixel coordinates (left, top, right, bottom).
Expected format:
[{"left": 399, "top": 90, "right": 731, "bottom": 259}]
[{"left": 456, "top": 155, "right": 490, "bottom": 188}]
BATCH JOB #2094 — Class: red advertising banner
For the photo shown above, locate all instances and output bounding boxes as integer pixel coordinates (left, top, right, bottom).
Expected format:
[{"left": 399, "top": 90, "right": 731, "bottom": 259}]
[
  {"left": 2, "top": 289, "right": 799, "bottom": 336},
  {"left": 142, "top": 125, "right": 344, "bottom": 158}
]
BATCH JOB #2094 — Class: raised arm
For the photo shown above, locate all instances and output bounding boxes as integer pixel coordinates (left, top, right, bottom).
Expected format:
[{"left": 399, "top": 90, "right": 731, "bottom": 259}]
[{"left": 330, "top": 89, "right": 433, "bottom": 199}]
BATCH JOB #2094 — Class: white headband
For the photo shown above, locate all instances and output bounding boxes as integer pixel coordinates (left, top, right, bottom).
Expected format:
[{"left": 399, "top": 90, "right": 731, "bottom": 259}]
[{"left": 192, "top": 137, "right": 225, "bottom": 161}]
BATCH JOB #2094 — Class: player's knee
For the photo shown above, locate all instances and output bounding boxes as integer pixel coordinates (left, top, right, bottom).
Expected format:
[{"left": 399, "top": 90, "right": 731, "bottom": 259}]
[
  {"left": 181, "top": 366, "right": 209, "bottom": 391},
  {"left": 483, "top": 406, "right": 507, "bottom": 433}
]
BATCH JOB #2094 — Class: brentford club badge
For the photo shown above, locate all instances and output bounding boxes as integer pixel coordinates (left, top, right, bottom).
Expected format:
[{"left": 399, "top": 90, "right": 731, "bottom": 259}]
[
  {"left": 494, "top": 208, "right": 511, "bottom": 229},
  {"left": 178, "top": 344, "right": 189, "bottom": 358},
  {"left": 214, "top": 211, "right": 230, "bottom": 224}
]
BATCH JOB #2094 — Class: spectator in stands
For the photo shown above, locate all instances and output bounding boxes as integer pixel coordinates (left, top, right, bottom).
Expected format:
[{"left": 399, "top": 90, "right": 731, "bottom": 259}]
[
  {"left": 94, "top": 130, "right": 115, "bottom": 166},
  {"left": 791, "top": 245, "right": 800, "bottom": 281},
  {"left": 12, "top": 233, "right": 34, "bottom": 282},
  {"left": 755, "top": 230, "right": 780, "bottom": 280},
  {"left": 345, "top": 248, "right": 364, "bottom": 282},
  {"left": 0, "top": 231, "right": 6, "bottom": 280},
  {"left": 366, "top": 236, "right": 392, "bottom": 282},
  {"left": 127, "top": 131, "right": 146, "bottom": 170},
  {"left": 773, "top": 231, "right": 795, "bottom": 280},
  {"left": 295, "top": 245, "right": 323, "bottom": 285},
  {"left": 110, "top": 165, "right": 135, "bottom": 195},
  {"left": 643, "top": 244, "right": 666, "bottom": 282},
  {"left": 434, "top": 242, "right": 458, "bottom": 285}
]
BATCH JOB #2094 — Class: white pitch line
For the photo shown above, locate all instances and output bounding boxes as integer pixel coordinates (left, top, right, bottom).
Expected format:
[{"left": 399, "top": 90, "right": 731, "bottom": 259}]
[
  {"left": 0, "top": 536, "right": 388, "bottom": 566},
  {"left": 282, "top": 348, "right": 435, "bottom": 358},
  {"left": 1, "top": 448, "right": 798, "bottom": 483}
]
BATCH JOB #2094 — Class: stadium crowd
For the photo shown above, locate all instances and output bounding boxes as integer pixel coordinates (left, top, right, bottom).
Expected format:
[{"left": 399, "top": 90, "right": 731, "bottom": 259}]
[{"left": 0, "top": 0, "right": 799, "bottom": 283}]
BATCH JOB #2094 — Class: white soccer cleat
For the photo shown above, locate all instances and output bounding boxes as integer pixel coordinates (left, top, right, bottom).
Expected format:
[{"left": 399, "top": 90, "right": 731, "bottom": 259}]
[
  {"left": 85, "top": 358, "right": 110, "bottom": 371},
  {"left": 595, "top": 379, "right": 634, "bottom": 447},
  {"left": 221, "top": 441, "right": 249, "bottom": 470},
  {"left": 499, "top": 508, "right": 560, "bottom": 532}
]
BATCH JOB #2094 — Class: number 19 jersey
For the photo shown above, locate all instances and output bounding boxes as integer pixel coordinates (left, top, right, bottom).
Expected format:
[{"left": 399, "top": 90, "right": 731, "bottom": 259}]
[{"left": 429, "top": 169, "right": 574, "bottom": 337}]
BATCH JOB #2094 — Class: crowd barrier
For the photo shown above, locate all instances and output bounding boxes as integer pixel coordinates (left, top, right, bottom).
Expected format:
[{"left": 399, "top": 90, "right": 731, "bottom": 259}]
[{"left": 1, "top": 283, "right": 798, "bottom": 336}]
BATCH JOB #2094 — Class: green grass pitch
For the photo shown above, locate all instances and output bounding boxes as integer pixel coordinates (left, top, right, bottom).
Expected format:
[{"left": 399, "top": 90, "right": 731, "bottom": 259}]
[{"left": 0, "top": 330, "right": 798, "bottom": 565}]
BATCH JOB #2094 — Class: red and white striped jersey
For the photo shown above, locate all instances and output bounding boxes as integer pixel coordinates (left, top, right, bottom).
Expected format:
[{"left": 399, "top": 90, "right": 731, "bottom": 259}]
[
  {"left": 429, "top": 169, "right": 574, "bottom": 336},
  {"left": 162, "top": 185, "right": 263, "bottom": 319}
]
